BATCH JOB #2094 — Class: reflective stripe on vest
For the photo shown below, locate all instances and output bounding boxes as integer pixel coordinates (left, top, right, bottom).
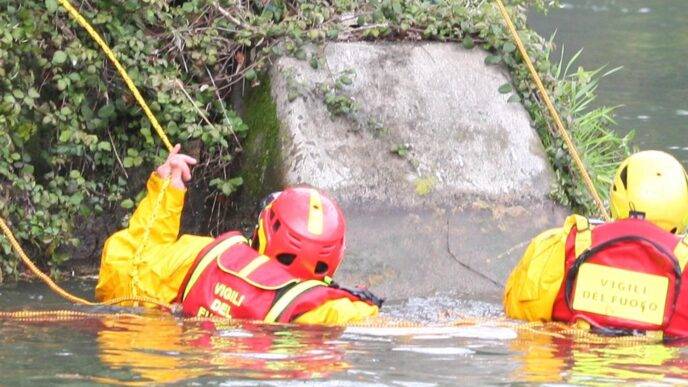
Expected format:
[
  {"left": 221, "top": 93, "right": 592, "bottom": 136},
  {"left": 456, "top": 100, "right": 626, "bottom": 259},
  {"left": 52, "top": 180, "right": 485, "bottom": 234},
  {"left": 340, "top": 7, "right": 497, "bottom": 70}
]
[
  {"left": 264, "top": 280, "right": 324, "bottom": 323},
  {"left": 237, "top": 255, "right": 270, "bottom": 278},
  {"left": 181, "top": 235, "right": 246, "bottom": 301},
  {"left": 216, "top": 254, "right": 298, "bottom": 290}
]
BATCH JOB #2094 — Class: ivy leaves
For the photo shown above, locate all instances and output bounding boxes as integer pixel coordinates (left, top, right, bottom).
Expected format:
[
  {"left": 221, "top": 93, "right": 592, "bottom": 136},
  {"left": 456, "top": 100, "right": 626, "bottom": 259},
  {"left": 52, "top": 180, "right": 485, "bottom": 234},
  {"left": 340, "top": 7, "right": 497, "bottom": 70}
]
[{"left": 0, "top": 0, "right": 623, "bottom": 276}]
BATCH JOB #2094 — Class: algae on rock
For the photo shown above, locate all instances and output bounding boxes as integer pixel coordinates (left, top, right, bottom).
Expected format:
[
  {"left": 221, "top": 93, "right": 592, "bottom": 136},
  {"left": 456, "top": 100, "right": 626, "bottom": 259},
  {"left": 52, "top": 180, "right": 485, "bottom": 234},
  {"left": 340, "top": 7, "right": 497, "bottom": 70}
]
[{"left": 239, "top": 77, "right": 284, "bottom": 206}]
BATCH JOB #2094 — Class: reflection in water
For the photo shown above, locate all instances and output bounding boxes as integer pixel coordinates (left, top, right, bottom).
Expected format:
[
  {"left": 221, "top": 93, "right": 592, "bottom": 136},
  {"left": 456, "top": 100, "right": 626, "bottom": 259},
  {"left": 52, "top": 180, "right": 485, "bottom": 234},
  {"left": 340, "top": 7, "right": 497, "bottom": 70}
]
[
  {"left": 3, "top": 309, "right": 688, "bottom": 384},
  {"left": 4, "top": 284, "right": 688, "bottom": 384},
  {"left": 97, "top": 314, "right": 349, "bottom": 383},
  {"left": 511, "top": 324, "right": 688, "bottom": 385}
]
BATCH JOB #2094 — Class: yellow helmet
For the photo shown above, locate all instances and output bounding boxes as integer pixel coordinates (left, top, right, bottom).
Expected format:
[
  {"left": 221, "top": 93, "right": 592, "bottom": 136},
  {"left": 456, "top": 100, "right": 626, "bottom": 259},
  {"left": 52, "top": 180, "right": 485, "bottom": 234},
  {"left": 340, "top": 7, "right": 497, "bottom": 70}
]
[{"left": 610, "top": 150, "right": 688, "bottom": 234}]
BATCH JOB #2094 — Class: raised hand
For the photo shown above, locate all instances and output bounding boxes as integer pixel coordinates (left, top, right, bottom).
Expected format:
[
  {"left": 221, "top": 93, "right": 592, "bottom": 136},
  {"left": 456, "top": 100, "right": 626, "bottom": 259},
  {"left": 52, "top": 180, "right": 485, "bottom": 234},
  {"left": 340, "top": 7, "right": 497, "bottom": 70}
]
[{"left": 155, "top": 144, "right": 198, "bottom": 189}]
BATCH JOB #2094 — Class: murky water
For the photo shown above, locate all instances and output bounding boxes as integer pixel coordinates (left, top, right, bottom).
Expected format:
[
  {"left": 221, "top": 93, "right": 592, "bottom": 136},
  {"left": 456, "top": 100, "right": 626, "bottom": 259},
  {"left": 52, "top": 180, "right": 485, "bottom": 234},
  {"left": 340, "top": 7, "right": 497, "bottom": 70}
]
[
  {"left": 529, "top": 0, "right": 688, "bottom": 163},
  {"left": 4, "top": 280, "right": 688, "bottom": 385}
]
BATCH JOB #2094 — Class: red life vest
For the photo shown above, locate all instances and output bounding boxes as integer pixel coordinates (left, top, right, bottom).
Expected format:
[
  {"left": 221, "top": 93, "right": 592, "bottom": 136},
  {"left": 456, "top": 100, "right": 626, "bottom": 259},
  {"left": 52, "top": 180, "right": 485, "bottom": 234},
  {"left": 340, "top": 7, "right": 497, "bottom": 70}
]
[
  {"left": 552, "top": 217, "right": 688, "bottom": 338},
  {"left": 176, "top": 231, "right": 373, "bottom": 323}
]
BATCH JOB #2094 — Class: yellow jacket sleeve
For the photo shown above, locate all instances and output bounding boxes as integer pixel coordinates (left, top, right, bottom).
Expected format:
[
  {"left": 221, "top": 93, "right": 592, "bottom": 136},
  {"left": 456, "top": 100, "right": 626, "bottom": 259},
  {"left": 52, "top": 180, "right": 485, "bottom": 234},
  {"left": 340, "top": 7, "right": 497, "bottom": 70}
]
[
  {"left": 503, "top": 214, "right": 588, "bottom": 322},
  {"left": 293, "top": 299, "right": 379, "bottom": 325},
  {"left": 96, "top": 173, "right": 212, "bottom": 304}
]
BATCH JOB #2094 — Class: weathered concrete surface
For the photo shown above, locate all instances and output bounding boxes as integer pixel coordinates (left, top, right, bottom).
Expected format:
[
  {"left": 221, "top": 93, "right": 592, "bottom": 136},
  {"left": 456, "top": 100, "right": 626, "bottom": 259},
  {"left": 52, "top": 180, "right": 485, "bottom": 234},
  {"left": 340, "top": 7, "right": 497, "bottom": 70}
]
[{"left": 242, "top": 42, "right": 567, "bottom": 300}]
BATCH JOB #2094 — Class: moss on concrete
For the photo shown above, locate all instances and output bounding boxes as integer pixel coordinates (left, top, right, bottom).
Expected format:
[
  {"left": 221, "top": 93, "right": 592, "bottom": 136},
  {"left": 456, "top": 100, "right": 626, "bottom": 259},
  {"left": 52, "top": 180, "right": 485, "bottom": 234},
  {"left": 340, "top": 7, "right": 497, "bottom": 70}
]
[{"left": 239, "top": 75, "right": 284, "bottom": 202}]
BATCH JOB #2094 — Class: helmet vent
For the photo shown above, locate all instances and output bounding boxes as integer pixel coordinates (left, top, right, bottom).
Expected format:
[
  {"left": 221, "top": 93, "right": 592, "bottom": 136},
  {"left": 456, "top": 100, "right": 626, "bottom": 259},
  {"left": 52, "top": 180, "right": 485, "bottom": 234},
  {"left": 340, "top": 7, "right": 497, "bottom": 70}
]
[
  {"left": 620, "top": 165, "right": 628, "bottom": 189},
  {"left": 315, "top": 261, "right": 329, "bottom": 274},
  {"left": 319, "top": 244, "right": 336, "bottom": 256},
  {"left": 273, "top": 219, "right": 281, "bottom": 232},
  {"left": 270, "top": 209, "right": 276, "bottom": 220},
  {"left": 287, "top": 230, "right": 302, "bottom": 241},
  {"left": 276, "top": 253, "right": 296, "bottom": 266},
  {"left": 286, "top": 230, "right": 302, "bottom": 248},
  {"left": 671, "top": 227, "right": 678, "bottom": 234}
]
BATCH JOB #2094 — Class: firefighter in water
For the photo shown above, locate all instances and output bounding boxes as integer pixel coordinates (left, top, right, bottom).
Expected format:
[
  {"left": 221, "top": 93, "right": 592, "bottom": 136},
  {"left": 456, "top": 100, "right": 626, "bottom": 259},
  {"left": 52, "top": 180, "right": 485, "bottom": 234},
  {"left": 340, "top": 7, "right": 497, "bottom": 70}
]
[
  {"left": 96, "top": 145, "right": 382, "bottom": 324},
  {"left": 504, "top": 150, "right": 688, "bottom": 338}
]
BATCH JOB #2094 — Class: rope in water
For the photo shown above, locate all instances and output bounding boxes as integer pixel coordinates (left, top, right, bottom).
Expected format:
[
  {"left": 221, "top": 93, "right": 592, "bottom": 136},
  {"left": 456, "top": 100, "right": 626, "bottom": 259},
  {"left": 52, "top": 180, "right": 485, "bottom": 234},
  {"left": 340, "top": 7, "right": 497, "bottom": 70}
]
[
  {"left": 493, "top": 0, "right": 610, "bottom": 221},
  {"left": 0, "top": 218, "right": 173, "bottom": 310},
  {"left": 0, "top": 310, "right": 143, "bottom": 321},
  {"left": 0, "top": 307, "right": 661, "bottom": 344}
]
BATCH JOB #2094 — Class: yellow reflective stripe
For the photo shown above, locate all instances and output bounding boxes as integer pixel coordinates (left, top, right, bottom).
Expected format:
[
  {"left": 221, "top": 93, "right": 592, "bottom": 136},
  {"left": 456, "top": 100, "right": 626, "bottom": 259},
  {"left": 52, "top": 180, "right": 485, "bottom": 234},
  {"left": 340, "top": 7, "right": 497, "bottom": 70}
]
[
  {"left": 264, "top": 280, "right": 325, "bottom": 323},
  {"left": 216, "top": 261, "right": 299, "bottom": 290},
  {"left": 182, "top": 235, "right": 246, "bottom": 301},
  {"left": 674, "top": 235, "right": 688, "bottom": 271},
  {"left": 237, "top": 255, "right": 270, "bottom": 277},
  {"left": 307, "top": 189, "right": 324, "bottom": 236},
  {"left": 574, "top": 216, "right": 592, "bottom": 258}
]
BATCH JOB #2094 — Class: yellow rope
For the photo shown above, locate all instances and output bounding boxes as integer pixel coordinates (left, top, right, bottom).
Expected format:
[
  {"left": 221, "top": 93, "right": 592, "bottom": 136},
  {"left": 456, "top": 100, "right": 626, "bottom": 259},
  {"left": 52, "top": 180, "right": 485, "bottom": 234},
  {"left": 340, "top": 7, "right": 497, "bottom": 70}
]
[
  {"left": 53, "top": 0, "right": 175, "bottom": 307},
  {"left": 493, "top": 0, "right": 610, "bottom": 221},
  {"left": 126, "top": 178, "right": 171, "bottom": 305},
  {"left": 0, "top": 217, "right": 173, "bottom": 310},
  {"left": 0, "top": 217, "right": 94, "bottom": 305},
  {"left": 0, "top": 310, "right": 142, "bottom": 321},
  {"left": 56, "top": 0, "right": 173, "bottom": 153}
]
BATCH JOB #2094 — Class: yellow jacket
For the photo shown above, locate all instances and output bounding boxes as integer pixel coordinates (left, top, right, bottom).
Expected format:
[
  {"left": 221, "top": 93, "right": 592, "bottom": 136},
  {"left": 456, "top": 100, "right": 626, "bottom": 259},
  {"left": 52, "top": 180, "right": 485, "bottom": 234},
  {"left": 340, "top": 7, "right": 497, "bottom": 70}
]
[
  {"left": 503, "top": 215, "right": 589, "bottom": 322},
  {"left": 96, "top": 173, "right": 378, "bottom": 325}
]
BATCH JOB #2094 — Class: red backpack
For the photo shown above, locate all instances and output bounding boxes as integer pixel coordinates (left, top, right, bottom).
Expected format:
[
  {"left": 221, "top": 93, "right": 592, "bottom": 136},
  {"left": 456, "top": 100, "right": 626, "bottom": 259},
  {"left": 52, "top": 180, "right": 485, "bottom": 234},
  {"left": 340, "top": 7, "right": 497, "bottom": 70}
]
[{"left": 552, "top": 218, "right": 688, "bottom": 339}]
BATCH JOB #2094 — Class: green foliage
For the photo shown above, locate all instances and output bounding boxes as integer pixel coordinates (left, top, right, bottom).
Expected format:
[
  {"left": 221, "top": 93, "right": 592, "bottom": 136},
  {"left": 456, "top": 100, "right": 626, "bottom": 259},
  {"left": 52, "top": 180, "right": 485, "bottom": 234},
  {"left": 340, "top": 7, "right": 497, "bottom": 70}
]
[
  {"left": 0, "top": 1, "right": 246, "bottom": 275},
  {"left": 317, "top": 69, "right": 357, "bottom": 117},
  {"left": 0, "top": 0, "right": 622, "bottom": 276},
  {"left": 210, "top": 177, "right": 244, "bottom": 197},
  {"left": 535, "top": 52, "right": 631, "bottom": 212}
]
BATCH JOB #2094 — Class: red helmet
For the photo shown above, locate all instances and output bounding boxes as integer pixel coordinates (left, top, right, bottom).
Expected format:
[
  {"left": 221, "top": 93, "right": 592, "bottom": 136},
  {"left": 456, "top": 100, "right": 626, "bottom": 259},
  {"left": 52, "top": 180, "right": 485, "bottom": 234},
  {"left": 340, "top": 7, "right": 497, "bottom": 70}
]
[{"left": 253, "top": 187, "right": 346, "bottom": 280}]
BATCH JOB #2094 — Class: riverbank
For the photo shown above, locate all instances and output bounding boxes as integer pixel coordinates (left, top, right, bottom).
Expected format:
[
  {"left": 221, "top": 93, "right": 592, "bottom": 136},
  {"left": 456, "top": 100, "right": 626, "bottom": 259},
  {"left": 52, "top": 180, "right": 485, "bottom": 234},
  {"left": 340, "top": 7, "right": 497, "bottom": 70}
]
[{"left": 0, "top": 1, "right": 627, "bottom": 281}]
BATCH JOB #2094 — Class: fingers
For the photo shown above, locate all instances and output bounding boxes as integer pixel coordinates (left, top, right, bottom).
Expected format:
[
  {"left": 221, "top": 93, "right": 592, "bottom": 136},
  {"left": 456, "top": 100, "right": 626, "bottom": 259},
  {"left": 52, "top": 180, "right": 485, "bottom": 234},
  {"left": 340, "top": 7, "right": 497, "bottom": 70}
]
[
  {"left": 158, "top": 145, "right": 196, "bottom": 182},
  {"left": 178, "top": 154, "right": 198, "bottom": 165},
  {"left": 169, "top": 158, "right": 192, "bottom": 182}
]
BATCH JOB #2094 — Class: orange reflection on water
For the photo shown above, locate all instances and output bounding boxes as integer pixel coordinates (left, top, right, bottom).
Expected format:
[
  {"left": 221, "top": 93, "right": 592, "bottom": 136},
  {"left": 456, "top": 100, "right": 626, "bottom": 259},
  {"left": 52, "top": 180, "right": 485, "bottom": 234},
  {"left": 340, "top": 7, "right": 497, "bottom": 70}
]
[
  {"left": 96, "top": 313, "right": 350, "bottom": 383},
  {"left": 510, "top": 323, "right": 688, "bottom": 385}
]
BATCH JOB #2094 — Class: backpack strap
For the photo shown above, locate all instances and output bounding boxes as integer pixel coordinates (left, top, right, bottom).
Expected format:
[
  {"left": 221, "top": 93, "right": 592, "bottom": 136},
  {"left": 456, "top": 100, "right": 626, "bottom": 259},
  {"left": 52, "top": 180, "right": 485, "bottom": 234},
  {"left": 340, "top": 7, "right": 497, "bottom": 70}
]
[
  {"left": 674, "top": 234, "right": 688, "bottom": 272},
  {"left": 563, "top": 215, "right": 592, "bottom": 258}
]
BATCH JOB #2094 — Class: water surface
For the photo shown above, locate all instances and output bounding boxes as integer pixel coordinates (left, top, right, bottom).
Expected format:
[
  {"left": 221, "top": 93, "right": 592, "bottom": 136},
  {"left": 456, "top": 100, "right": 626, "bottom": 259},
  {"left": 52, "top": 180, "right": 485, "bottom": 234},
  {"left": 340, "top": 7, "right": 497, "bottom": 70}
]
[
  {"left": 3, "top": 281, "right": 688, "bottom": 385},
  {"left": 529, "top": 0, "right": 688, "bottom": 163}
]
